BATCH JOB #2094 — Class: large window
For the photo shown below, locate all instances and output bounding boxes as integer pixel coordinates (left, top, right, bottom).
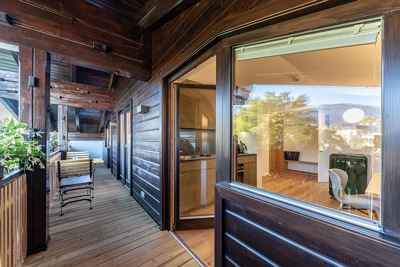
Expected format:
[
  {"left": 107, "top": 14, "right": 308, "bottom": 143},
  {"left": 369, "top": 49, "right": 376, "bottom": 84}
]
[{"left": 233, "top": 19, "right": 382, "bottom": 222}]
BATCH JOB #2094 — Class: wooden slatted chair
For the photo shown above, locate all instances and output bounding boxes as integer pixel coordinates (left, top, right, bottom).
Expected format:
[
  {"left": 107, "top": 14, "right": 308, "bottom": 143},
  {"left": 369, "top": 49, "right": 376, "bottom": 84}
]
[
  {"left": 66, "top": 151, "right": 90, "bottom": 160},
  {"left": 57, "top": 159, "right": 94, "bottom": 216}
]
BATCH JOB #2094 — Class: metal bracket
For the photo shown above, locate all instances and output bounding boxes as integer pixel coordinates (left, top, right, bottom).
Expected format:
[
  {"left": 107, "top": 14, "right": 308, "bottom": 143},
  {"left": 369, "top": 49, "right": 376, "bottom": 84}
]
[
  {"left": 28, "top": 76, "right": 38, "bottom": 87},
  {"left": 0, "top": 12, "right": 13, "bottom": 26},
  {"left": 92, "top": 41, "right": 109, "bottom": 53}
]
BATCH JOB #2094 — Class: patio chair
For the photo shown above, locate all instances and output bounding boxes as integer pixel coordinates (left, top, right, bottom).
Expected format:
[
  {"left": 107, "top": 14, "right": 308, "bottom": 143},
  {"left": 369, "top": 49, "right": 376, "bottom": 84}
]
[
  {"left": 66, "top": 151, "right": 90, "bottom": 160},
  {"left": 57, "top": 159, "right": 94, "bottom": 216},
  {"left": 329, "top": 168, "right": 380, "bottom": 217}
]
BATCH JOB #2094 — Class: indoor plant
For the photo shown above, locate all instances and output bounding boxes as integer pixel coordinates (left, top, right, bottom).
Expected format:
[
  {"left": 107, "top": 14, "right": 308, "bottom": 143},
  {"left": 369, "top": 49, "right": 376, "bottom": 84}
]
[{"left": 0, "top": 118, "right": 45, "bottom": 178}]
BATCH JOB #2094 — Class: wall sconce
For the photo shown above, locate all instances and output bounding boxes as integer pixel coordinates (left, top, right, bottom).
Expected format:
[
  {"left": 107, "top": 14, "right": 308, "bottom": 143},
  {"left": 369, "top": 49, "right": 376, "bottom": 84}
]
[{"left": 137, "top": 105, "right": 149, "bottom": 114}]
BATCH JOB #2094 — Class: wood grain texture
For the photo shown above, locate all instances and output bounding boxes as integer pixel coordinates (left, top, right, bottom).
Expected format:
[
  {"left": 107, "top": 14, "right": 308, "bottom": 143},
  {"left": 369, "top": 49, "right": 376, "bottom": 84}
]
[
  {"left": 131, "top": 82, "right": 164, "bottom": 226},
  {"left": 0, "top": 0, "right": 151, "bottom": 80},
  {"left": 18, "top": 47, "right": 50, "bottom": 255},
  {"left": 57, "top": 105, "right": 68, "bottom": 150},
  {"left": 22, "top": 167, "right": 198, "bottom": 267},
  {"left": 217, "top": 184, "right": 400, "bottom": 266},
  {"left": 382, "top": 9, "right": 400, "bottom": 238},
  {"left": 48, "top": 151, "right": 62, "bottom": 205},
  {"left": 50, "top": 80, "right": 114, "bottom": 111},
  {"left": 175, "top": 229, "right": 214, "bottom": 267},
  {"left": 0, "top": 174, "right": 28, "bottom": 267}
]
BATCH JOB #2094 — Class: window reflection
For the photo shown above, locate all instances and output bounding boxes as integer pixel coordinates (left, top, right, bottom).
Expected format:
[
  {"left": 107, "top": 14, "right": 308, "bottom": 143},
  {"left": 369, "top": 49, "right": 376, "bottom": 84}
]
[{"left": 233, "top": 20, "right": 381, "bottom": 221}]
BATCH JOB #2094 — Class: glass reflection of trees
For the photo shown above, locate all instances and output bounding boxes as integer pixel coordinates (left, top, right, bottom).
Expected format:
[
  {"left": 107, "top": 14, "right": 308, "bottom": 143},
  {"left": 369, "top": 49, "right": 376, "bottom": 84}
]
[
  {"left": 234, "top": 91, "right": 317, "bottom": 151},
  {"left": 234, "top": 90, "right": 381, "bottom": 157}
]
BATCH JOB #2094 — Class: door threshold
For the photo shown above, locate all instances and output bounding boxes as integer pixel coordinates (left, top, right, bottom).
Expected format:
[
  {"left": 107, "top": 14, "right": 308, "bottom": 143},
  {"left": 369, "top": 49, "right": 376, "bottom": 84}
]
[{"left": 169, "top": 231, "right": 208, "bottom": 267}]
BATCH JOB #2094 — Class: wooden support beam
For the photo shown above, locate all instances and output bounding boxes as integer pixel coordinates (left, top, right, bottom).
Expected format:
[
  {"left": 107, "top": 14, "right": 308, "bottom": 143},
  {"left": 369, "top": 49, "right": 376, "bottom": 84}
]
[
  {"left": 108, "top": 72, "right": 118, "bottom": 93},
  {"left": 19, "top": 46, "right": 50, "bottom": 255},
  {"left": 70, "top": 65, "right": 77, "bottom": 82},
  {"left": 139, "top": 0, "right": 198, "bottom": 31},
  {"left": 50, "top": 80, "right": 114, "bottom": 110},
  {"left": 68, "top": 132, "right": 104, "bottom": 141},
  {"left": 57, "top": 105, "right": 68, "bottom": 151},
  {"left": 0, "top": 0, "right": 151, "bottom": 80},
  {"left": 98, "top": 111, "right": 107, "bottom": 133}
]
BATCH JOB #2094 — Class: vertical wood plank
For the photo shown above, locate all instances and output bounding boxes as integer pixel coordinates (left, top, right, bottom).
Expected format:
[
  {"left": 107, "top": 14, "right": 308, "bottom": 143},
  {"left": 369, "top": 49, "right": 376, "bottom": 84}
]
[
  {"left": 382, "top": 9, "right": 400, "bottom": 238},
  {"left": 57, "top": 105, "right": 68, "bottom": 151},
  {"left": 19, "top": 47, "right": 50, "bottom": 255},
  {"left": 19, "top": 46, "right": 33, "bottom": 127},
  {"left": 0, "top": 174, "right": 28, "bottom": 267}
]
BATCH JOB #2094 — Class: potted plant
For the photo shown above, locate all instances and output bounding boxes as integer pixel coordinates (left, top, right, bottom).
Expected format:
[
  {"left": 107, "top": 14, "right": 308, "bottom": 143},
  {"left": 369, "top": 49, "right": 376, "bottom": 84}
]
[{"left": 0, "top": 119, "right": 45, "bottom": 179}]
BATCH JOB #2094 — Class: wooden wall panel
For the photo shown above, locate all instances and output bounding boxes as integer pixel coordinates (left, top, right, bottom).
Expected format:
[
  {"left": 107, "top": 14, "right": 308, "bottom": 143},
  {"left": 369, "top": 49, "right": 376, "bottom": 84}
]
[
  {"left": 0, "top": 174, "right": 28, "bottom": 267},
  {"left": 216, "top": 184, "right": 400, "bottom": 266},
  {"left": 130, "top": 83, "right": 163, "bottom": 226}
]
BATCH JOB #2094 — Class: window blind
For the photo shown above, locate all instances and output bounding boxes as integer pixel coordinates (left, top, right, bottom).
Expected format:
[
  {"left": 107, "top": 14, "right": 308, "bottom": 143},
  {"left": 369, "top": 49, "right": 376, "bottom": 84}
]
[{"left": 235, "top": 18, "right": 381, "bottom": 61}]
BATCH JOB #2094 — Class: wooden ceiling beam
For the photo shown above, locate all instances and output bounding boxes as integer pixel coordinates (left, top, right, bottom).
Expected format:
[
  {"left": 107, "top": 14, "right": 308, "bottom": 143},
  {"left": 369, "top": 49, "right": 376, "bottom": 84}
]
[
  {"left": 139, "top": 0, "right": 198, "bottom": 31},
  {"left": 50, "top": 80, "right": 114, "bottom": 111},
  {"left": 0, "top": 0, "right": 151, "bottom": 80},
  {"left": 68, "top": 132, "right": 104, "bottom": 141},
  {"left": 70, "top": 65, "right": 77, "bottom": 82},
  {"left": 98, "top": 111, "right": 107, "bottom": 133},
  {"left": 35, "top": 0, "right": 145, "bottom": 42}
]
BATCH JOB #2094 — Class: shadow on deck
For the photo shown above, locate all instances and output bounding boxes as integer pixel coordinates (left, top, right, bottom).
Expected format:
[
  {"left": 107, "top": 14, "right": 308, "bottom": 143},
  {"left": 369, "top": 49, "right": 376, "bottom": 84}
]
[{"left": 23, "top": 167, "right": 198, "bottom": 267}]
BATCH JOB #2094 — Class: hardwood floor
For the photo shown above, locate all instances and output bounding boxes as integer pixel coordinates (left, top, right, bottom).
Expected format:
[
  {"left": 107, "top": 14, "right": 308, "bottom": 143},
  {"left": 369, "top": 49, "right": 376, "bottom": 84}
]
[
  {"left": 263, "top": 170, "right": 374, "bottom": 219},
  {"left": 181, "top": 204, "right": 214, "bottom": 217},
  {"left": 23, "top": 167, "right": 198, "bottom": 267},
  {"left": 175, "top": 229, "right": 214, "bottom": 267}
]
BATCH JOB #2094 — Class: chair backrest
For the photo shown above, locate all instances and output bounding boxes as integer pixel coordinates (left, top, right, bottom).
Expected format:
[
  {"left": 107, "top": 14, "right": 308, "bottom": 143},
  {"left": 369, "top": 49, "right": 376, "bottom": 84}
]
[
  {"left": 66, "top": 151, "right": 90, "bottom": 160},
  {"left": 57, "top": 159, "right": 93, "bottom": 180},
  {"left": 329, "top": 168, "right": 349, "bottom": 200}
]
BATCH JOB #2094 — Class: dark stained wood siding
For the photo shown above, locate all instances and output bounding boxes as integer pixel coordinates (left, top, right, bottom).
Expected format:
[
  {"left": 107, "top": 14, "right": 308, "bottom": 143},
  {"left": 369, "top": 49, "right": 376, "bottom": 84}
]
[
  {"left": 111, "top": 124, "right": 118, "bottom": 177},
  {"left": 116, "top": 78, "right": 163, "bottom": 226},
  {"left": 213, "top": 1, "right": 400, "bottom": 266},
  {"left": 216, "top": 184, "right": 400, "bottom": 266}
]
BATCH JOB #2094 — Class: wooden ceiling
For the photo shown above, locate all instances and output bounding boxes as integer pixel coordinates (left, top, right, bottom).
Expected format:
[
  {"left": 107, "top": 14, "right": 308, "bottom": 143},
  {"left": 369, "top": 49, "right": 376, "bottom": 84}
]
[
  {"left": 0, "top": 0, "right": 198, "bottom": 133},
  {"left": 0, "top": 0, "right": 197, "bottom": 80}
]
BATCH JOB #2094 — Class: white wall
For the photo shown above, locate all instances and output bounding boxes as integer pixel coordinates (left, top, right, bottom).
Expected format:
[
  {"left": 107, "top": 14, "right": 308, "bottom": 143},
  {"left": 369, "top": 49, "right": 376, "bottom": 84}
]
[{"left": 69, "top": 140, "right": 103, "bottom": 159}]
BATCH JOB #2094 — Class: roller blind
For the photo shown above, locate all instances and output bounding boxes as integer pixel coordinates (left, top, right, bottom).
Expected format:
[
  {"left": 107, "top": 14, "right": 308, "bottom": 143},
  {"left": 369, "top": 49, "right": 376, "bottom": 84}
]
[{"left": 235, "top": 18, "right": 381, "bottom": 61}]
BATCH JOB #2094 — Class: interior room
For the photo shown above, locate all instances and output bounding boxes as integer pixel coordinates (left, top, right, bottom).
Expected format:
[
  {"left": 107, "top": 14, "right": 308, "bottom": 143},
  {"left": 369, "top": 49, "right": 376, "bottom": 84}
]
[
  {"left": 171, "top": 55, "right": 216, "bottom": 266},
  {"left": 233, "top": 19, "right": 382, "bottom": 220}
]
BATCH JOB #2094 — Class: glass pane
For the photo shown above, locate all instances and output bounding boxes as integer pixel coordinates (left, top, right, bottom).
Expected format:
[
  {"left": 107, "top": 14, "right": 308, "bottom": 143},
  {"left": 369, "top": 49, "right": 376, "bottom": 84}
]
[
  {"left": 119, "top": 113, "right": 125, "bottom": 178},
  {"left": 178, "top": 85, "right": 216, "bottom": 218},
  {"left": 126, "top": 111, "right": 131, "bottom": 181},
  {"left": 233, "top": 22, "right": 381, "bottom": 221}
]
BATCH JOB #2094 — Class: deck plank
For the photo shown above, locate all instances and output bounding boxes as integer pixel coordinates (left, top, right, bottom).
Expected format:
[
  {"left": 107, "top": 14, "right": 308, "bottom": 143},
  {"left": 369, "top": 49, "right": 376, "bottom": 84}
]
[{"left": 23, "top": 167, "right": 198, "bottom": 267}]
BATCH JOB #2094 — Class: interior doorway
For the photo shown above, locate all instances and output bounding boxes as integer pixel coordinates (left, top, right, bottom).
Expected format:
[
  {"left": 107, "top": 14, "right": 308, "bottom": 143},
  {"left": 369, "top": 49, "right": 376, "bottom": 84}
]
[
  {"left": 170, "top": 55, "right": 216, "bottom": 266},
  {"left": 119, "top": 107, "right": 132, "bottom": 189}
]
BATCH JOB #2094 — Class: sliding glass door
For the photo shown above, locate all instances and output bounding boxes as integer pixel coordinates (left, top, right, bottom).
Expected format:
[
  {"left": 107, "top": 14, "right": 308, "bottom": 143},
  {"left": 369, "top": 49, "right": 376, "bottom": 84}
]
[{"left": 173, "top": 83, "right": 216, "bottom": 229}]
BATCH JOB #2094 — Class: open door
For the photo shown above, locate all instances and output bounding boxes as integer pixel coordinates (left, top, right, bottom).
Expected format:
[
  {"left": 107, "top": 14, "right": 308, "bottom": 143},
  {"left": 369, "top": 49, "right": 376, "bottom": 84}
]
[{"left": 172, "top": 83, "right": 216, "bottom": 230}]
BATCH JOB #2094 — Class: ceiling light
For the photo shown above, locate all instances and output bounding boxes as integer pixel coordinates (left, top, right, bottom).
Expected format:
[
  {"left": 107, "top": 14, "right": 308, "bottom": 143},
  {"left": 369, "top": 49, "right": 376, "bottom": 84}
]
[{"left": 343, "top": 108, "right": 365, "bottom": 123}]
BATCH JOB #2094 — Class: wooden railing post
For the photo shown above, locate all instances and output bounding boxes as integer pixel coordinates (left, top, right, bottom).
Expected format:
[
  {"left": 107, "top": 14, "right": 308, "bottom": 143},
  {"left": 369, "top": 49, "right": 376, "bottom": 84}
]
[{"left": 19, "top": 46, "right": 50, "bottom": 255}]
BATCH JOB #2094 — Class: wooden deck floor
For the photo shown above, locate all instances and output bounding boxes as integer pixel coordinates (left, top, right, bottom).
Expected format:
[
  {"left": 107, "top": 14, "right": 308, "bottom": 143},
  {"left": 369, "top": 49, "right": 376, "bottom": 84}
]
[{"left": 23, "top": 167, "right": 198, "bottom": 267}]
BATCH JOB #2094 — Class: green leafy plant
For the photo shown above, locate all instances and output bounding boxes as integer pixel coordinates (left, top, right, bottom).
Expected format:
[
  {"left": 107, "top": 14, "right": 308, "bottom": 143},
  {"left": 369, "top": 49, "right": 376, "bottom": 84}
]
[
  {"left": 50, "top": 130, "right": 59, "bottom": 152},
  {"left": 0, "top": 119, "right": 45, "bottom": 175}
]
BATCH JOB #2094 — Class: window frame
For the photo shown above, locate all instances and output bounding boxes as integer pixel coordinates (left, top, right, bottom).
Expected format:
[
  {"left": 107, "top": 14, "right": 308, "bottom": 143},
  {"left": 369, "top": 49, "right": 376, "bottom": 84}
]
[{"left": 229, "top": 17, "right": 384, "bottom": 231}]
